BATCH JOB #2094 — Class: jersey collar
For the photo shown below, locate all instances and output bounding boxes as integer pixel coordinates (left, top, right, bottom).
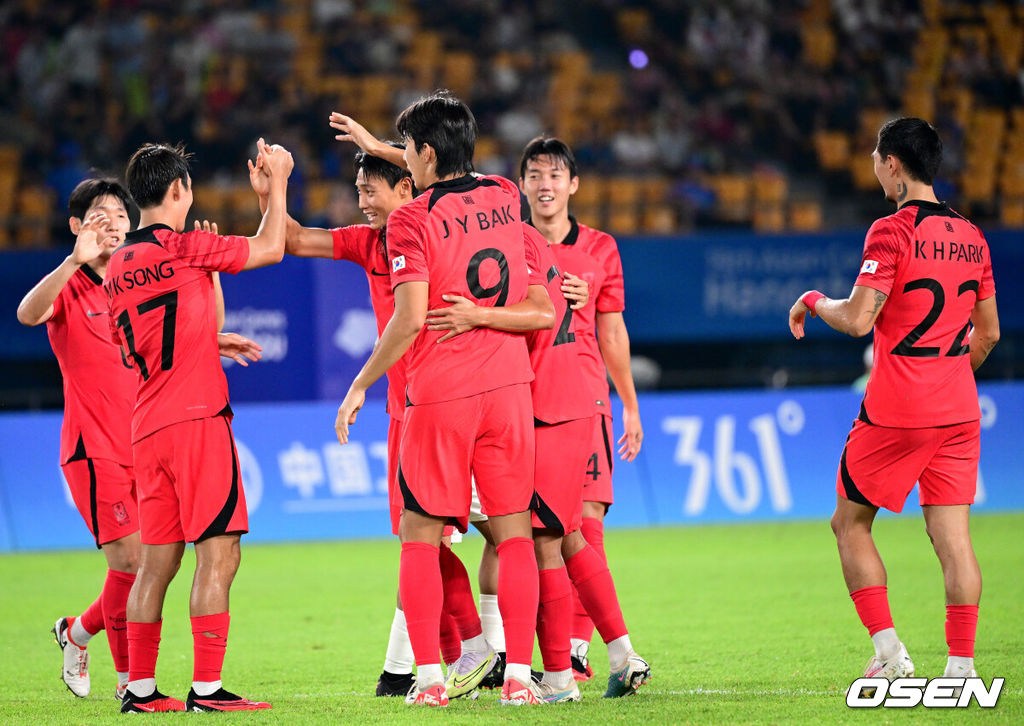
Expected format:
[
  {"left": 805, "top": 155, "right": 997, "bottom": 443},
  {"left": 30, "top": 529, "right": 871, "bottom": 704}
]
[
  {"left": 426, "top": 174, "right": 499, "bottom": 212},
  {"left": 79, "top": 264, "right": 104, "bottom": 286},
  {"left": 561, "top": 216, "right": 580, "bottom": 246},
  {"left": 115, "top": 223, "right": 173, "bottom": 253}
]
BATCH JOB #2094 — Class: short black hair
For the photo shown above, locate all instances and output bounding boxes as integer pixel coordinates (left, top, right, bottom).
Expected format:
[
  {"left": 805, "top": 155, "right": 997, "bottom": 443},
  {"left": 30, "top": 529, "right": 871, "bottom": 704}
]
[
  {"left": 395, "top": 91, "right": 475, "bottom": 178},
  {"left": 68, "top": 178, "right": 132, "bottom": 220},
  {"left": 355, "top": 141, "right": 414, "bottom": 190},
  {"left": 519, "top": 136, "right": 578, "bottom": 179},
  {"left": 125, "top": 142, "right": 193, "bottom": 209},
  {"left": 876, "top": 118, "right": 942, "bottom": 185}
]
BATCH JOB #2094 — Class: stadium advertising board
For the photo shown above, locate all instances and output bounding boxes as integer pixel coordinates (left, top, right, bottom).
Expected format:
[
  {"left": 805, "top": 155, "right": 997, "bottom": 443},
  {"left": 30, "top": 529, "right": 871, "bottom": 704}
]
[{"left": 0, "top": 383, "right": 1020, "bottom": 552}]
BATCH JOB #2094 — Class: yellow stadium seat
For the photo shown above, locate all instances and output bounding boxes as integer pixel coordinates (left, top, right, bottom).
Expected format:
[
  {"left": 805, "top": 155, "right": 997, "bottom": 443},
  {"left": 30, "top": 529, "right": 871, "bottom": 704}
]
[
  {"left": 814, "top": 130, "right": 851, "bottom": 171},
  {"left": 753, "top": 172, "right": 788, "bottom": 205},
  {"left": 753, "top": 204, "right": 785, "bottom": 233},
  {"left": 789, "top": 200, "right": 823, "bottom": 232}
]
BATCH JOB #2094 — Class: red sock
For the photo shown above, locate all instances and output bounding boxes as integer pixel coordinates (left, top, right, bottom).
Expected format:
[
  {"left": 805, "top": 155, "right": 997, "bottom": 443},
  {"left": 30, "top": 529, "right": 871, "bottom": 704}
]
[
  {"left": 571, "top": 517, "right": 604, "bottom": 642},
  {"left": 565, "top": 543, "right": 627, "bottom": 643},
  {"left": 74, "top": 595, "right": 105, "bottom": 644},
  {"left": 191, "top": 612, "right": 230, "bottom": 683},
  {"left": 400, "top": 542, "right": 443, "bottom": 666},
  {"left": 127, "top": 620, "right": 162, "bottom": 682},
  {"left": 496, "top": 537, "right": 538, "bottom": 667},
  {"left": 439, "top": 610, "right": 462, "bottom": 665},
  {"left": 946, "top": 604, "right": 979, "bottom": 657},
  {"left": 102, "top": 569, "right": 136, "bottom": 673},
  {"left": 850, "top": 585, "right": 894, "bottom": 636},
  {"left": 537, "top": 567, "right": 572, "bottom": 673},
  {"left": 439, "top": 543, "right": 483, "bottom": 640}
]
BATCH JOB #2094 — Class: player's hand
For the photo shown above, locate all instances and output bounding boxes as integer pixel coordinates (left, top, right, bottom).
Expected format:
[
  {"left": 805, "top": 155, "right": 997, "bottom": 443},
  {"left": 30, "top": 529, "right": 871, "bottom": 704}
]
[
  {"left": 217, "top": 332, "right": 263, "bottom": 366},
  {"left": 248, "top": 152, "right": 270, "bottom": 198},
  {"left": 426, "top": 294, "right": 480, "bottom": 342},
  {"left": 70, "top": 210, "right": 110, "bottom": 266},
  {"left": 561, "top": 272, "right": 589, "bottom": 310},
  {"left": 788, "top": 296, "right": 813, "bottom": 339},
  {"left": 329, "top": 112, "right": 381, "bottom": 155},
  {"left": 257, "top": 138, "right": 295, "bottom": 179},
  {"left": 617, "top": 407, "right": 643, "bottom": 461},
  {"left": 335, "top": 386, "right": 366, "bottom": 445},
  {"left": 194, "top": 219, "right": 219, "bottom": 235}
]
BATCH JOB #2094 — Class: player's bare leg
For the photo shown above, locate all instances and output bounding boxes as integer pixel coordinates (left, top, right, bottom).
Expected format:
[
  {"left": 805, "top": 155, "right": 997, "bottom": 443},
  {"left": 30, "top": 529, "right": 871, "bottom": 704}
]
[
  {"left": 562, "top": 527, "right": 650, "bottom": 697},
  {"left": 533, "top": 530, "right": 580, "bottom": 702},
  {"left": 487, "top": 511, "right": 541, "bottom": 705},
  {"left": 184, "top": 534, "right": 269, "bottom": 711},
  {"left": 122, "top": 542, "right": 187, "bottom": 712},
  {"left": 831, "top": 495, "right": 913, "bottom": 681},
  {"left": 923, "top": 504, "right": 981, "bottom": 677},
  {"left": 398, "top": 510, "right": 449, "bottom": 706}
]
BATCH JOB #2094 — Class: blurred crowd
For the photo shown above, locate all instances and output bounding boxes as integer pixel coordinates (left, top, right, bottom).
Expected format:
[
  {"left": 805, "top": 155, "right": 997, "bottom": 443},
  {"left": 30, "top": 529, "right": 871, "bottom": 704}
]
[{"left": 1, "top": 0, "right": 1023, "bottom": 245}]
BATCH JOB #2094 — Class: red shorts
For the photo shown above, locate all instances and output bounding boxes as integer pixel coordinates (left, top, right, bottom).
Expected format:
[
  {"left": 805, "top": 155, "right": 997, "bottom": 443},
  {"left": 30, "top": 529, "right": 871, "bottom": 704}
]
[
  {"left": 387, "top": 416, "right": 403, "bottom": 536},
  {"left": 837, "top": 419, "right": 981, "bottom": 513},
  {"left": 134, "top": 415, "right": 249, "bottom": 545},
  {"left": 582, "top": 413, "right": 615, "bottom": 505},
  {"left": 398, "top": 383, "right": 534, "bottom": 531},
  {"left": 62, "top": 457, "right": 139, "bottom": 547},
  {"left": 532, "top": 417, "right": 590, "bottom": 534}
]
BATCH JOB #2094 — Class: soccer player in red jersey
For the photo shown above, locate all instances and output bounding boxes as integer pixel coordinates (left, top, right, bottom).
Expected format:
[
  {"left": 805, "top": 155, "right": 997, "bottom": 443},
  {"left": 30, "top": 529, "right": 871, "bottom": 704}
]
[
  {"left": 519, "top": 136, "right": 645, "bottom": 681},
  {"left": 106, "top": 140, "right": 291, "bottom": 713},
  {"left": 17, "top": 180, "right": 138, "bottom": 700},
  {"left": 334, "top": 92, "right": 552, "bottom": 707},
  {"left": 789, "top": 118, "right": 1000, "bottom": 683}
]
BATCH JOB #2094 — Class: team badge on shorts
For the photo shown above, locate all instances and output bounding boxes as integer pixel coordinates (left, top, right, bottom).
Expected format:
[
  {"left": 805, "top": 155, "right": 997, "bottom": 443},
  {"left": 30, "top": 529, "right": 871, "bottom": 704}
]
[{"left": 113, "top": 501, "right": 129, "bottom": 524}]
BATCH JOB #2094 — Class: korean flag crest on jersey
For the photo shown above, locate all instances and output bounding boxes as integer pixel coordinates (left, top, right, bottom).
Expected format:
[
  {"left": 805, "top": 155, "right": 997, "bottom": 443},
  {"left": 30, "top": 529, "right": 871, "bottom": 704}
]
[
  {"left": 392, "top": 255, "right": 406, "bottom": 272},
  {"left": 860, "top": 259, "right": 879, "bottom": 274}
]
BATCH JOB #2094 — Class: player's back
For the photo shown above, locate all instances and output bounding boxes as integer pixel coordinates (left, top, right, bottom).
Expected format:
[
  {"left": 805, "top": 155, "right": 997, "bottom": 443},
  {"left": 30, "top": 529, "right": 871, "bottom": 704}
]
[
  {"left": 105, "top": 224, "right": 250, "bottom": 442},
  {"left": 859, "top": 201, "right": 995, "bottom": 427},
  {"left": 523, "top": 225, "right": 591, "bottom": 424},
  {"left": 387, "top": 175, "right": 533, "bottom": 405}
]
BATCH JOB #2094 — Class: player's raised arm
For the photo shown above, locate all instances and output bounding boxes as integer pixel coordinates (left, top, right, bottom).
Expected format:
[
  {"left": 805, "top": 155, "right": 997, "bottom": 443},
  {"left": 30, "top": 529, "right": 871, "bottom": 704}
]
[
  {"left": 968, "top": 295, "right": 999, "bottom": 372},
  {"left": 597, "top": 311, "right": 643, "bottom": 460},
  {"left": 17, "top": 210, "right": 111, "bottom": 326},
  {"left": 789, "top": 285, "right": 887, "bottom": 340},
  {"left": 240, "top": 139, "right": 294, "bottom": 270},
  {"left": 248, "top": 156, "right": 330, "bottom": 258},
  {"left": 329, "top": 112, "right": 408, "bottom": 169}
]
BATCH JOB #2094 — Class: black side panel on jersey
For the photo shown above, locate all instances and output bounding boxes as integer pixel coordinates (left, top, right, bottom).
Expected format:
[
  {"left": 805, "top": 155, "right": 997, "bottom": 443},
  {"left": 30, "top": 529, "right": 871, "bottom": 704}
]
[
  {"left": 197, "top": 417, "right": 240, "bottom": 541},
  {"left": 858, "top": 400, "right": 874, "bottom": 425},
  {"left": 87, "top": 457, "right": 101, "bottom": 549},
  {"left": 426, "top": 175, "right": 500, "bottom": 212}
]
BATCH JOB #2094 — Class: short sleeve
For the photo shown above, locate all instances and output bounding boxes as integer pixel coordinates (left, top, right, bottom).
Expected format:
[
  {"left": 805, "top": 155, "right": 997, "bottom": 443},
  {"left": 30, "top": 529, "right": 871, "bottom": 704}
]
[
  {"left": 595, "top": 235, "right": 625, "bottom": 313},
  {"left": 160, "top": 229, "right": 250, "bottom": 274},
  {"left": 522, "top": 225, "right": 548, "bottom": 286},
  {"left": 331, "top": 225, "right": 376, "bottom": 269},
  {"left": 854, "top": 218, "right": 901, "bottom": 296},
  {"left": 978, "top": 231, "right": 996, "bottom": 300},
  {"left": 386, "top": 206, "right": 430, "bottom": 290},
  {"left": 49, "top": 285, "right": 68, "bottom": 323}
]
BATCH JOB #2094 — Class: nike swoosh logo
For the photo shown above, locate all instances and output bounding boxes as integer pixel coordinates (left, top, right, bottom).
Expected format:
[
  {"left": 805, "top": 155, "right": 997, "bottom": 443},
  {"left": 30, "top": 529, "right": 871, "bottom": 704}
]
[
  {"left": 86, "top": 311, "right": 105, "bottom": 317},
  {"left": 134, "top": 704, "right": 157, "bottom": 712},
  {"left": 369, "top": 269, "right": 389, "bottom": 276},
  {"left": 452, "top": 659, "right": 493, "bottom": 688}
]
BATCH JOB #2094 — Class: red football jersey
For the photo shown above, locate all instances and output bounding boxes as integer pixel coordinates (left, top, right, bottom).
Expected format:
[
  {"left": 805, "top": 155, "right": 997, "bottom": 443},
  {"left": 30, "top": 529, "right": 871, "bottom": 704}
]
[
  {"left": 523, "top": 225, "right": 592, "bottom": 424},
  {"left": 545, "top": 218, "right": 626, "bottom": 417},
  {"left": 331, "top": 224, "right": 407, "bottom": 421},
  {"left": 47, "top": 265, "right": 136, "bottom": 465},
  {"left": 387, "top": 174, "right": 533, "bottom": 405},
  {"left": 854, "top": 200, "right": 995, "bottom": 428},
  {"left": 104, "top": 224, "right": 250, "bottom": 442}
]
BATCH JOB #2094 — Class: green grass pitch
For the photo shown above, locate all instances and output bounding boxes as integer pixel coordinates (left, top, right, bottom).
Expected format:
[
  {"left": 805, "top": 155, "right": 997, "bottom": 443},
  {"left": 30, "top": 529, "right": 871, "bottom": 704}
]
[{"left": 1, "top": 513, "right": 1021, "bottom": 724}]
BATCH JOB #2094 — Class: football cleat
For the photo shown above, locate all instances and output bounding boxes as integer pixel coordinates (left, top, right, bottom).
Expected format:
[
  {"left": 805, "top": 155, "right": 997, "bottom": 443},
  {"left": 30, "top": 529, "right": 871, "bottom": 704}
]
[
  {"left": 533, "top": 678, "right": 582, "bottom": 703},
  {"left": 116, "top": 680, "right": 128, "bottom": 701},
  {"left": 861, "top": 642, "right": 915, "bottom": 681},
  {"left": 120, "top": 689, "right": 186, "bottom": 713},
  {"left": 404, "top": 682, "right": 449, "bottom": 707},
  {"left": 376, "top": 670, "right": 415, "bottom": 697},
  {"left": 53, "top": 617, "right": 90, "bottom": 697},
  {"left": 444, "top": 647, "right": 498, "bottom": 698},
  {"left": 185, "top": 687, "right": 271, "bottom": 711},
  {"left": 603, "top": 651, "right": 651, "bottom": 698},
  {"left": 571, "top": 654, "right": 594, "bottom": 682},
  {"left": 500, "top": 678, "right": 543, "bottom": 706},
  {"left": 479, "top": 652, "right": 542, "bottom": 689}
]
